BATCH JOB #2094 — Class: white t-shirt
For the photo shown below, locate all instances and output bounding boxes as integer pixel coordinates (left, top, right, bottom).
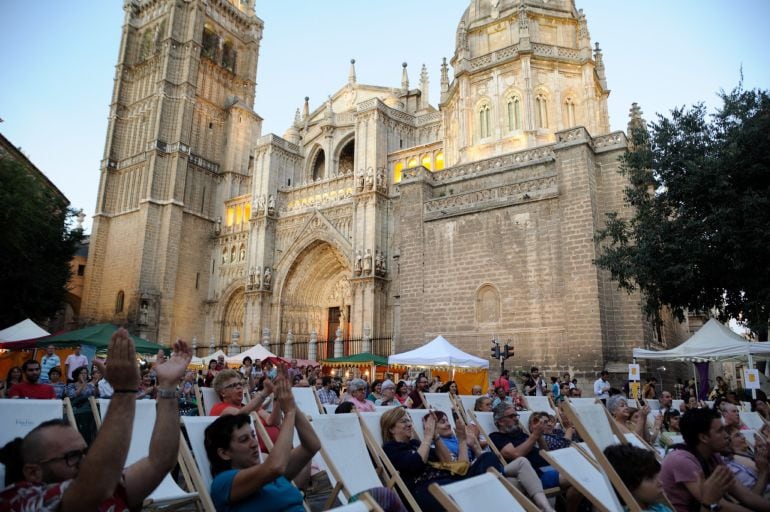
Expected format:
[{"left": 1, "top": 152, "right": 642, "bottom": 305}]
[
  {"left": 593, "top": 377, "right": 610, "bottom": 399},
  {"left": 65, "top": 354, "right": 88, "bottom": 379}
]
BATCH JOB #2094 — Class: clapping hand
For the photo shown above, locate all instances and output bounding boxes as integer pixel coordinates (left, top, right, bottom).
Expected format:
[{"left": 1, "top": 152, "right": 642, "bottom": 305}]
[
  {"left": 154, "top": 339, "right": 193, "bottom": 389},
  {"left": 698, "top": 465, "right": 733, "bottom": 505},
  {"left": 423, "top": 412, "right": 437, "bottom": 441}
]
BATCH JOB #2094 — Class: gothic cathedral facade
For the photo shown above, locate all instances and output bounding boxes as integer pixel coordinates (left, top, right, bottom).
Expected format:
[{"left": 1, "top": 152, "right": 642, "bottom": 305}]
[{"left": 82, "top": 0, "right": 651, "bottom": 375}]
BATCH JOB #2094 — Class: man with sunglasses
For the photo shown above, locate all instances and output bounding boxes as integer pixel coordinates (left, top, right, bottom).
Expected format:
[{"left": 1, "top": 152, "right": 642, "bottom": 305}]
[
  {"left": 489, "top": 402, "right": 578, "bottom": 506},
  {"left": 0, "top": 328, "right": 192, "bottom": 511}
]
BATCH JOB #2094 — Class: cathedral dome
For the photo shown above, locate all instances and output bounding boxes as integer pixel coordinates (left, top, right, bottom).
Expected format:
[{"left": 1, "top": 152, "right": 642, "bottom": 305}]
[
  {"left": 283, "top": 125, "right": 300, "bottom": 145},
  {"left": 383, "top": 93, "right": 403, "bottom": 111}
]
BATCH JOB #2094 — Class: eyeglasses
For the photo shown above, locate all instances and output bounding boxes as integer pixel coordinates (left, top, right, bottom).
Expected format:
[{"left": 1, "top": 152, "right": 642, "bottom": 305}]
[
  {"left": 503, "top": 413, "right": 519, "bottom": 419},
  {"left": 223, "top": 382, "right": 244, "bottom": 390},
  {"left": 39, "top": 448, "right": 88, "bottom": 467},
  {"left": 397, "top": 417, "right": 413, "bottom": 425}
]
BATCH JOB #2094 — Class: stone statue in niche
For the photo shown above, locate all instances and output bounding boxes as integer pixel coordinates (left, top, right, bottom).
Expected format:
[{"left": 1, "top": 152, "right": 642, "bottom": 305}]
[
  {"left": 363, "top": 249, "right": 373, "bottom": 275},
  {"left": 263, "top": 267, "right": 272, "bottom": 289},
  {"left": 375, "top": 250, "right": 385, "bottom": 275},
  {"left": 255, "top": 266, "right": 261, "bottom": 289},
  {"left": 354, "top": 250, "right": 363, "bottom": 275},
  {"left": 138, "top": 302, "right": 149, "bottom": 325},
  {"left": 376, "top": 167, "right": 385, "bottom": 190},
  {"left": 239, "top": 246, "right": 245, "bottom": 261},
  {"left": 365, "top": 167, "right": 374, "bottom": 190},
  {"left": 355, "top": 168, "right": 365, "bottom": 191},
  {"left": 249, "top": 267, "right": 256, "bottom": 287},
  {"left": 267, "top": 195, "right": 275, "bottom": 214},
  {"left": 214, "top": 217, "right": 222, "bottom": 235},
  {"left": 258, "top": 194, "right": 266, "bottom": 213}
]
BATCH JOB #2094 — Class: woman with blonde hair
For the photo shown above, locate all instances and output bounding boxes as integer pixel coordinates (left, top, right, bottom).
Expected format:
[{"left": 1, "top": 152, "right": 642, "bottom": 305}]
[{"left": 380, "top": 407, "right": 502, "bottom": 511}]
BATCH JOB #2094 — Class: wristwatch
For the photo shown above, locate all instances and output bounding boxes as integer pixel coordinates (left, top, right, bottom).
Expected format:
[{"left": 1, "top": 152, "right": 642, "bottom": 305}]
[
  {"left": 704, "top": 503, "right": 721, "bottom": 512},
  {"left": 157, "top": 388, "right": 179, "bottom": 399}
]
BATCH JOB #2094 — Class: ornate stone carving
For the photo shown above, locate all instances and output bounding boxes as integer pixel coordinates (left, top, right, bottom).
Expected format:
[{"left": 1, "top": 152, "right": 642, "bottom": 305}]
[
  {"left": 363, "top": 249, "right": 373, "bottom": 275},
  {"left": 267, "top": 195, "right": 275, "bottom": 215},
  {"left": 354, "top": 249, "right": 363, "bottom": 275},
  {"left": 365, "top": 167, "right": 374, "bottom": 190},
  {"left": 375, "top": 250, "right": 386, "bottom": 276},
  {"left": 263, "top": 267, "right": 272, "bottom": 289}
]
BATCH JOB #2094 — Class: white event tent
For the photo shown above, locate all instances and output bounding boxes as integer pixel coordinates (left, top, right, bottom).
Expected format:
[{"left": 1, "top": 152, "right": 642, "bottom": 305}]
[
  {"left": 633, "top": 318, "right": 770, "bottom": 399},
  {"left": 0, "top": 319, "right": 50, "bottom": 342},
  {"left": 632, "top": 318, "right": 770, "bottom": 364},
  {"left": 226, "top": 344, "right": 277, "bottom": 365},
  {"left": 388, "top": 335, "right": 489, "bottom": 368}
]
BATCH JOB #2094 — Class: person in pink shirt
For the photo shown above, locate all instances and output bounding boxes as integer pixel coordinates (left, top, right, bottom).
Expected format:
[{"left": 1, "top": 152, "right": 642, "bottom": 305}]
[{"left": 347, "top": 378, "right": 375, "bottom": 412}]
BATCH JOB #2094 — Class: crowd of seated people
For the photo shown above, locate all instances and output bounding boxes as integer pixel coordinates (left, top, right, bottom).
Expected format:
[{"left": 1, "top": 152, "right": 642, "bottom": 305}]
[{"left": 6, "top": 345, "right": 770, "bottom": 512}]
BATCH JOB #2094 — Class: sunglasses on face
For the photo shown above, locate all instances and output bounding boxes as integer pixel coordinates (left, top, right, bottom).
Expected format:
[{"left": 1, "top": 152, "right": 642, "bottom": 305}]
[{"left": 39, "top": 447, "right": 89, "bottom": 467}]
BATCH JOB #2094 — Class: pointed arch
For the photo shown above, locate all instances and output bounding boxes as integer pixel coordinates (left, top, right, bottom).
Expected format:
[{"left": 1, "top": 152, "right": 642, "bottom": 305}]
[{"left": 334, "top": 133, "right": 356, "bottom": 175}]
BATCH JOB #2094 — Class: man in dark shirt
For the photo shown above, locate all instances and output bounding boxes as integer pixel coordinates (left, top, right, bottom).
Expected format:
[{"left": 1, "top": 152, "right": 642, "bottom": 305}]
[
  {"left": 406, "top": 374, "right": 429, "bottom": 409},
  {"left": 488, "top": 402, "right": 582, "bottom": 512},
  {"left": 7, "top": 360, "right": 55, "bottom": 399}
]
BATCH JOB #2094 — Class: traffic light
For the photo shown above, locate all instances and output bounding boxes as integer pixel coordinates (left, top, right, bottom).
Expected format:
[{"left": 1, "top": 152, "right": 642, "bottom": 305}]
[
  {"left": 491, "top": 341, "right": 500, "bottom": 359},
  {"left": 503, "top": 344, "right": 513, "bottom": 360}
]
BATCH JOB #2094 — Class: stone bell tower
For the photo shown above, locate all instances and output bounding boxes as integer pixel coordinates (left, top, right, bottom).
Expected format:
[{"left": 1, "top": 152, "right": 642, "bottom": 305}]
[{"left": 81, "top": 0, "right": 263, "bottom": 343}]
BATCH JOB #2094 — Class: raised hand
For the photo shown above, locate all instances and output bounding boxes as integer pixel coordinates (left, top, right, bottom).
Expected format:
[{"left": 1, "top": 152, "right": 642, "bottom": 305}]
[
  {"left": 274, "top": 371, "right": 295, "bottom": 413},
  {"left": 261, "top": 376, "right": 274, "bottom": 396},
  {"left": 105, "top": 328, "right": 140, "bottom": 391},
  {"left": 423, "top": 413, "right": 436, "bottom": 440},
  {"left": 155, "top": 339, "right": 193, "bottom": 389},
  {"left": 531, "top": 417, "right": 546, "bottom": 436}
]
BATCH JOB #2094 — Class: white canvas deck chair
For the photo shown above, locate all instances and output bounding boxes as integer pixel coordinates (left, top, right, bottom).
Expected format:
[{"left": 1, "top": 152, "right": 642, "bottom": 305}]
[
  {"left": 671, "top": 399, "right": 684, "bottom": 412},
  {"left": 525, "top": 396, "right": 555, "bottom": 416},
  {"left": 178, "top": 416, "right": 222, "bottom": 512},
  {"left": 198, "top": 386, "right": 221, "bottom": 415},
  {"left": 567, "top": 397, "right": 601, "bottom": 406},
  {"left": 0, "top": 398, "right": 66, "bottom": 488},
  {"left": 428, "top": 467, "right": 538, "bottom": 512},
  {"left": 740, "top": 411, "right": 769, "bottom": 431},
  {"left": 457, "top": 395, "right": 479, "bottom": 418},
  {"left": 560, "top": 401, "right": 674, "bottom": 512},
  {"left": 91, "top": 398, "right": 200, "bottom": 510},
  {"left": 540, "top": 447, "right": 624, "bottom": 512},
  {"left": 356, "top": 411, "right": 424, "bottom": 512},
  {"left": 646, "top": 399, "right": 660, "bottom": 410},
  {"left": 292, "top": 386, "right": 324, "bottom": 416},
  {"left": 311, "top": 414, "right": 389, "bottom": 509},
  {"left": 423, "top": 393, "right": 458, "bottom": 422}
]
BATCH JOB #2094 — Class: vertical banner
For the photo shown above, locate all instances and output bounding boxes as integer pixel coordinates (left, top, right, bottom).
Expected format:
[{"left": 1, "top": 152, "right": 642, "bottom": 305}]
[{"left": 628, "top": 364, "right": 640, "bottom": 381}]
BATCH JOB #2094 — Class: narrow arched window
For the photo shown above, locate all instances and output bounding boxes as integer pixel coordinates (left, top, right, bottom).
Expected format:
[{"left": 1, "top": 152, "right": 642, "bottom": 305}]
[
  {"left": 535, "top": 93, "right": 548, "bottom": 128},
  {"left": 565, "top": 97, "right": 576, "bottom": 127},
  {"left": 507, "top": 96, "right": 522, "bottom": 131},
  {"left": 479, "top": 103, "right": 491, "bottom": 139},
  {"left": 115, "top": 290, "right": 125, "bottom": 314}
]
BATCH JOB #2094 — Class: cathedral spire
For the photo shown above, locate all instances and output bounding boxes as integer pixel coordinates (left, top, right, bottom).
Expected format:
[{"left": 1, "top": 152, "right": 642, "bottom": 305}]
[
  {"left": 348, "top": 58, "right": 356, "bottom": 84},
  {"left": 401, "top": 62, "right": 409, "bottom": 93},
  {"left": 627, "top": 102, "right": 647, "bottom": 136},
  {"left": 440, "top": 57, "right": 449, "bottom": 104},
  {"left": 419, "top": 64, "right": 429, "bottom": 108},
  {"left": 302, "top": 96, "right": 310, "bottom": 120},
  {"left": 293, "top": 108, "right": 302, "bottom": 128},
  {"left": 594, "top": 42, "right": 607, "bottom": 90}
]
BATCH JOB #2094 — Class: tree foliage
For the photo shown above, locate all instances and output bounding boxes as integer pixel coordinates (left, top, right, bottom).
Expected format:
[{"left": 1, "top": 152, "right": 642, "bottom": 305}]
[
  {"left": 0, "top": 157, "right": 84, "bottom": 327},
  {"left": 595, "top": 84, "right": 770, "bottom": 336}
]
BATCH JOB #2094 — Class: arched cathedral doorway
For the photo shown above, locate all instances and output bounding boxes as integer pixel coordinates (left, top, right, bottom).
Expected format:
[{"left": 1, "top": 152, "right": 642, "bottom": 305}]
[
  {"left": 279, "top": 240, "right": 351, "bottom": 346},
  {"left": 221, "top": 287, "right": 244, "bottom": 346}
]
